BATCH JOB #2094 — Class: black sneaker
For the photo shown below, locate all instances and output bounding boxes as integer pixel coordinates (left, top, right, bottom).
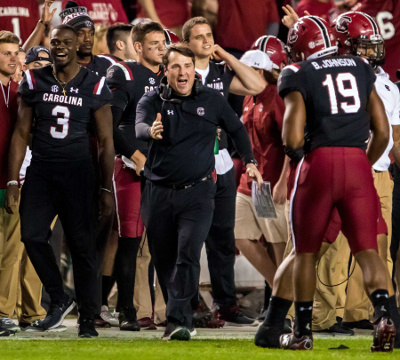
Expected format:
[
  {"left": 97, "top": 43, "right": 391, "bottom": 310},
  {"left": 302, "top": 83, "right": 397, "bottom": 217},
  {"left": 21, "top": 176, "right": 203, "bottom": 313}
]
[
  {"left": 0, "top": 318, "right": 20, "bottom": 332},
  {"left": 41, "top": 297, "right": 75, "bottom": 330},
  {"left": 78, "top": 318, "right": 99, "bottom": 338},
  {"left": 119, "top": 307, "right": 140, "bottom": 331},
  {"left": 22, "top": 319, "right": 67, "bottom": 332},
  {"left": 219, "top": 306, "right": 258, "bottom": 327},
  {"left": 162, "top": 322, "right": 191, "bottom": 341},
  {"left": 314, "top": 322, "right": 354, "bottom": 336},
  {"left": 0, "top": 329, "right": 15, "bottom": 337},
  {"left": 255, "top": 324, "right": 284, "bottom": 348},
  {"left": 342, "top": 319, "right": 374, "bottom": 330}
]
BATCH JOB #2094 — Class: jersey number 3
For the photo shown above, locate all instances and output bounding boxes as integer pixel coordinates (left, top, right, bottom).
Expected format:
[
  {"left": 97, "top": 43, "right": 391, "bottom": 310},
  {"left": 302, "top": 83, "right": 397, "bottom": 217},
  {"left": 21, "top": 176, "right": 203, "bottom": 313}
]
[
  {"left": 322, "top": 73, "right": 361, "bottom": 115},
  {"left": 51, "top": 105, "right": 70, "bottom": 139}
]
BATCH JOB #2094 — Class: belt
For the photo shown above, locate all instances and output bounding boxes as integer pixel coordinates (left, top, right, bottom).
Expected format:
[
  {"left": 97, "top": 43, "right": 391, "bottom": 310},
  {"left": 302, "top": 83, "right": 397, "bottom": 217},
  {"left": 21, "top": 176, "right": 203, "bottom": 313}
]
[{"left": 165, "top": 174, "right": 212, "bottom": 190}]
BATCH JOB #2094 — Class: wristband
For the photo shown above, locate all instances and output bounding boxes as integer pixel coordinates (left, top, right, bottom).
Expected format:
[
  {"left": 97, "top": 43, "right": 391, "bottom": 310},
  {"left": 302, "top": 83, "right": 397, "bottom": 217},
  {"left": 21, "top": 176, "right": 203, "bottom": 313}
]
[
  {"left": 6, "top": 180, "right": 18, "bottom": 187},
  {"left": 101, "top": 187, "right": 112, "bottom": 194},
  {"left": 246, "top": 159, "right": 258, "bottom": 167},
  {"left": 38, "top": 20, "right": 49, "bottom": 28}
]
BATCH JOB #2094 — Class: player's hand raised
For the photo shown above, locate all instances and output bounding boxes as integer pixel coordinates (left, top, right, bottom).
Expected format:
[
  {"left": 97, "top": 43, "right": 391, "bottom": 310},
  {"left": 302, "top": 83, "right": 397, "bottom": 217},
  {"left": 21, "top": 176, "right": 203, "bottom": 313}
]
[
  {"left": 150, "top": 113, "right": 163, "bottom": 140},
  {"left": 5, "top": 185, "right": 19, "bottom": 215}
]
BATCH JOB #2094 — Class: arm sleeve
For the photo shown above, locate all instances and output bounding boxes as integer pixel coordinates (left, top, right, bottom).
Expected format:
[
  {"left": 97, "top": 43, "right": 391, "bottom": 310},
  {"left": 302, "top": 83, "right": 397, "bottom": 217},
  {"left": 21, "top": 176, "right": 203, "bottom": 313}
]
[
  {"left": 18, "top": 73, "right": 33, "bottom": 106},
  {"left": 93, "top": 78, "right": 113, "bottom": 112},
  {"left": 135, "top": 92, "right": 158, "bottom": 141},
  {"left": 278, "top": 66, "right": 306, "bottom": 100},
  {"left": 217, "top": 96, "right": 254, "bottom": 164}
]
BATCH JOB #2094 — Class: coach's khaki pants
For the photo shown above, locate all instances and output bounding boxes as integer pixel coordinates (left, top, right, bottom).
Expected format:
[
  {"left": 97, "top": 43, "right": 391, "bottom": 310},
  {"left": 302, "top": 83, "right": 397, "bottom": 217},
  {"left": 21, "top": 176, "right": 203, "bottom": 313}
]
[
  {"left": 0, "top": 206, "right": 45, "bottom": 322},
  {"left": 134, "top": 233, "right": 166, "bottom": 323}
]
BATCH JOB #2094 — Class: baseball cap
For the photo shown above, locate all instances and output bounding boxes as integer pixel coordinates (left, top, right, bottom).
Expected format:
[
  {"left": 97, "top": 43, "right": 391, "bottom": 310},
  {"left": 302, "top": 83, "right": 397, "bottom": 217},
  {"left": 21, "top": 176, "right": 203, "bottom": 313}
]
[
  {"left": 240, "top": 50, "right": 273, "bottom": 71},
  {"left": 25, "top": 46, "right": 52, "bottom": 65}
]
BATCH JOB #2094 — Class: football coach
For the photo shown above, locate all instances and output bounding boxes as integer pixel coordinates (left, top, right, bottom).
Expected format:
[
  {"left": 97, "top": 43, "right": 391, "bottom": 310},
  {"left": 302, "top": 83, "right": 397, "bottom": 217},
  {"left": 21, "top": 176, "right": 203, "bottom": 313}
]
[{"left": 135, "top": 44, "right": 262, "bottom": 341}]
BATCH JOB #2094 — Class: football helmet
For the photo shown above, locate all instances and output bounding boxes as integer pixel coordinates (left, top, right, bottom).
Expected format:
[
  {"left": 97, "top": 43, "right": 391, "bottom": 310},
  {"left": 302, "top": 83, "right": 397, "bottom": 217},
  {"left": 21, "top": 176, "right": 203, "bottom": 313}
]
[
  {"left": 164, "top": 29, "right": 180, "bottom": 48},
  {"left": 287, "top": 16, "right": 337, "bottom": 62},
  {"left": 332, "top": 11, "right": 385, "bottom": 67},
  {"left": 251, "top": 35, "right": 288, "bottom": 71}
]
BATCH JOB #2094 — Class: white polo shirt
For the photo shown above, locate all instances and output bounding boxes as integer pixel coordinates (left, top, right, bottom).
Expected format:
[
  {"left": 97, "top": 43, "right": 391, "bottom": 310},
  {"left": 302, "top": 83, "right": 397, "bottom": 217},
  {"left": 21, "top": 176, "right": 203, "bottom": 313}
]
[{"left": 373, "top": 67, "right": 400, "bottom": 171}]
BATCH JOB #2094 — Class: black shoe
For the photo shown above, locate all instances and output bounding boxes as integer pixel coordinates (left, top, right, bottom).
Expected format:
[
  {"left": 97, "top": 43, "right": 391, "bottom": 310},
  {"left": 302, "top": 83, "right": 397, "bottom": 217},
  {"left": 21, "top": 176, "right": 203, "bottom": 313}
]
[
  {"left": 42, "top": 296, "right": 75, "bottom": 330},
  {"left": 78, "top": 318, "right": 99, "bottom": 338},
  {"left": 255, "top": 324, "right": 284, "bottom": 348},
  {"left": 0, "top": 318, "right": 20, "bottom": 332},
  {"left": 219, "top": 306, "right": 258, "bottom": 327},
  {"left": 162, "top": 322, "right": 191, "bottom": 341},
  {"left": 314, "top": 322, "right": 354, "bottom": 336},
  {"left": 342, "top": 319, "right": 374, "bottom": 330},
  {"left": 119, "top": 307, "right": 140, "bottom": 331},
  {"left": 0, "top": 329, "right": 15, "bottom": 337}
]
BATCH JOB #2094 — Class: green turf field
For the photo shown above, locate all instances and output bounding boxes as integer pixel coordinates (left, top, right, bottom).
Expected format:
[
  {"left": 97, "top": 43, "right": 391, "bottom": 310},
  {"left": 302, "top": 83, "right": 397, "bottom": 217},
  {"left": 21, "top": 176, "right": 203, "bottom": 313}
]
[{"left": 1, "top": 338, "right": 398, "bottom": 360}]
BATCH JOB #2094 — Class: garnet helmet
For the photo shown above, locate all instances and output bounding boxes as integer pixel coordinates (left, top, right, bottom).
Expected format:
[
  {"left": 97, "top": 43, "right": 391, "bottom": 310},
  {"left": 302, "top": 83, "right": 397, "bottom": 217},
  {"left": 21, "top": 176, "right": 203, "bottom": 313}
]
[
  {"left": 164, "top": 29, "right": 180, "bottom": 48},
  {"left": 251, "top": 35, "right": 288, "bottom": 71},
  {"left": 332, "top": 11, "right": 384, "bottom": 67},
  {"left": 287, "top": 16, "right": 337, "bottom": 62}
]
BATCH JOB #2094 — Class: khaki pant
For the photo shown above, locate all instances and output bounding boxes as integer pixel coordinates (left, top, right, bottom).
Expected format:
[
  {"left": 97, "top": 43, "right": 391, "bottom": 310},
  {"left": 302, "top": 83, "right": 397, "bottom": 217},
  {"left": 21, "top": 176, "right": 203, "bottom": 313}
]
[
  {"left": 313, "top": 234, "right": 350, "bottom": 330},
  {"left": 0, "top": 206, "right": 45, "bottom": 322},
  {"left": 343, "top": 170, "right": 393, "bottom": 322},
  {"left": 133, "top": 233, "right": 166, "bottom": 323}
]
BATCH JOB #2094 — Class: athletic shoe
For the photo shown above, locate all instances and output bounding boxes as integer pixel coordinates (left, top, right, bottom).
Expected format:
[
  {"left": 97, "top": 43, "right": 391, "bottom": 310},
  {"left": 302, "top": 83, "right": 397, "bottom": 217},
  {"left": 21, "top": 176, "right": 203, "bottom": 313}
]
[
  {"left": 371, "top": 317, "right": 396, "bottom": 352},
  {"left": 193, "top": 311, "right": 225, "bottom": 328},
  {"left": 162, "top": 322, "right": 191, "bottom": 341},
  {"left": 78, "top": 318, "right": 98, "bottom": 338},
  {"left": 190, "top": 327, "right": 197, "bottom": 337},
  {"left": 0, "top": 318, "right": 21, "bottom": 332},
  {"left": 219, "top": 306, "right": 258, "bottom": 327},
  {"left": 137, "top": 317, "right": 157, "bottom": 330},
  {"left": 119, "top": 307, "right": 140, "bottom": 331},
  {"left": 314, "top": 322, "right": 354, "bottom": 336},
  {"left": 100, "top": 306, "right": 119, "bottom": 327},
  {"left": 41, "top": 297, "right": 75, "bottom": 330},
  {"left": 280, "top": 333, "right": 313, "bottom": 350},
  {"left": 255, "top": 324, "right": 284, "bottom": 348},
  {"left": 94, "top": 314, "right": 111, "bottom": 328},
  {"left": 21, "top": 319, "right": 67, "bottom": 332},
  {"left": 0, "top": 329, "right": 15, "bottom": 337},
  {"left": 342, "top": 319, "right": 374, "bottom": 330}
]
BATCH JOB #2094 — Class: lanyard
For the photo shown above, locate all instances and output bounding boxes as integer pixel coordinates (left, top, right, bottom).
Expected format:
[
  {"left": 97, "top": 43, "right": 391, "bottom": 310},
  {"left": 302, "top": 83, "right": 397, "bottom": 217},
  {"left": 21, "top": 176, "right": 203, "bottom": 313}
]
[{"left": 1, "top": 81, "right": 10, "bottom": 108}]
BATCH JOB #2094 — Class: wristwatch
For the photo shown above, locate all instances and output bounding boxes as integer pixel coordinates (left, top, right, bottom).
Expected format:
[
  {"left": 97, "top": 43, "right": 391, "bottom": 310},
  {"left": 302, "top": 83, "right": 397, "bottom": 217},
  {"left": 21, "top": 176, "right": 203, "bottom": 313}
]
[{"left": 246, "top": 159, "right": 258, "bottom": 167}]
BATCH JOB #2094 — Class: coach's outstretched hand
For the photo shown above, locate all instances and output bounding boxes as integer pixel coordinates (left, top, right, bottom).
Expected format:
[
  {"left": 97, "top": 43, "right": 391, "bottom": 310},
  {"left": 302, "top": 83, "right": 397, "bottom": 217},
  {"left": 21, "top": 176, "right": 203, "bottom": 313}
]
[
  {"left": 4, "top": 185, "right": 19, "bottom": 215},
  {"left": 150, "top": 113, "right": 163, "bottom": 140}
]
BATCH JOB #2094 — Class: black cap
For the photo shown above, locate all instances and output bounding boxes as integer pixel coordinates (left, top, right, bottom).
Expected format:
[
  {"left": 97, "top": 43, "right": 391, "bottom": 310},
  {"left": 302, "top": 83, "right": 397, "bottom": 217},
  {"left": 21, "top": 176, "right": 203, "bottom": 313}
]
[
  {"left": 59, "top": 1, "right": 95, "bottom": 31},
  {"left": 25, "top": 46, "right": 52, "bottom": 65}
]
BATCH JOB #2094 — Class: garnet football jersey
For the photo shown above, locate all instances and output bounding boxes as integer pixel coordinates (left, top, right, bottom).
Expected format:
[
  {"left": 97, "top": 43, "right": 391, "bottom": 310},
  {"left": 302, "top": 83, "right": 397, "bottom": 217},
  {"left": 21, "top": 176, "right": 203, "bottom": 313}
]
[
  {"left": 18, "top": 66, "right": 112, "bottom": 162},
  {"left": 278, "top": 55, "right": 376, "bottom": 153},
  {"left": 106, "top": 61, "right": 164, "bottom": 157},
  {"left": 352, "top": 0, "right": 400, "bottom": 82},
  {"left": 0, "top": 1, "right": 40, "bottom": 43}
]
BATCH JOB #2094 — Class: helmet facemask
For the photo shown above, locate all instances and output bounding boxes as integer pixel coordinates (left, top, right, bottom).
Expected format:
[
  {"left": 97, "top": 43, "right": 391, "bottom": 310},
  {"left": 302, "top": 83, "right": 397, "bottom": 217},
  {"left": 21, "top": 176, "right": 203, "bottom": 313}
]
[{"left": 353, "top": 34, "right": 385, "bottom": 68}]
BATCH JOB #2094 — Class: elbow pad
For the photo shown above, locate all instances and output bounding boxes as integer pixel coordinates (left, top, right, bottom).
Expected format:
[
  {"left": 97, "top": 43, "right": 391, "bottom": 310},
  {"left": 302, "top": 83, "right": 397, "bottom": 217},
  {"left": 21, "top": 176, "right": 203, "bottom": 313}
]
[{"left": 284, "top": 145, "right": 304, "bottom": 163}]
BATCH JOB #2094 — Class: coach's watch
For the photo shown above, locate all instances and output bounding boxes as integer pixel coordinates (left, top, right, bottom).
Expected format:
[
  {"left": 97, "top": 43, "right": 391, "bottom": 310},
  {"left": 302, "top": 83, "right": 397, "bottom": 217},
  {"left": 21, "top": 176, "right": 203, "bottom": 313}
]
[{"left": 246, "top": 159, "right": 258, "bottom": 167}]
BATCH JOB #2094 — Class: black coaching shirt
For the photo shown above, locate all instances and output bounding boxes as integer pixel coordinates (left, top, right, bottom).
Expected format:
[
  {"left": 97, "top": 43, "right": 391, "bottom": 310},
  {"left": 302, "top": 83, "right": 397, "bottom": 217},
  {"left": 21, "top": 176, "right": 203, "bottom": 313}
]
[
  {"left": 278, "top": 55, "right": 376, "bottom": 153},
  {"left": 135, "top": 86, "right": 254, "bottom": 187},
  {"left": 106, "top": 61, "right": 164, "bottom": 157},
  {"left": 19, "top": 66, "right": 112, "bottom": 162}
]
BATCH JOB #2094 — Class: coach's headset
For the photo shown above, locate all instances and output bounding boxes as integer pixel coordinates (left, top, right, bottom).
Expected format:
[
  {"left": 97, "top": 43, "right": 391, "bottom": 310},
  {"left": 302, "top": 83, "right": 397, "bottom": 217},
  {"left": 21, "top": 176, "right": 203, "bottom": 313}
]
[{"left": 159, "top": 74, "right": 202, "bottom": 102}]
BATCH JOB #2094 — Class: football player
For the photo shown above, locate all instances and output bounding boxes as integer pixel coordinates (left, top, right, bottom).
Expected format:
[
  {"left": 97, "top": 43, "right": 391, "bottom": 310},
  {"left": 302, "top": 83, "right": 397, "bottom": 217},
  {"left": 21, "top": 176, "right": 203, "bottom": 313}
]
[{"left": 5, "top": 24, "right": 114, "bottom": 338}]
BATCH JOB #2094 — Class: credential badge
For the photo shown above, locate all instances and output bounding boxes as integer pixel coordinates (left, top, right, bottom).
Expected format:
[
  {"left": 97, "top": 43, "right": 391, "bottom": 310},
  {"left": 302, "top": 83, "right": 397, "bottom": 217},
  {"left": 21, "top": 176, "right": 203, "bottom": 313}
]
[{"left": 197, "top": 107, "right": 205, "bottom": 116}]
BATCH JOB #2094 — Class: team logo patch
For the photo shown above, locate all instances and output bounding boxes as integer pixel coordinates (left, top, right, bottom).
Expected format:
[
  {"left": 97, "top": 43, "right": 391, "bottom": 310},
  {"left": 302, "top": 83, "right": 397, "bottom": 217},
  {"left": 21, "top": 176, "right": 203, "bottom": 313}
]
[
  {"left": 107, "top": 68, "right": 114, "bottom": 79},
  {"left": 335, "top": 15, "right": 352, "bottom": 33},
  {"left": 70, "top": 87, "right": 79, "bottom": 94},
  {"left": 167, "top": 110, "right": 174, "bottom": 115},
  {"left": 309, "top": 42, "right": 316, "bottom": 49},
  {"left": 51, "top": 85, "right": 59, "bottom": 93},
  {"left": 197, "top": 107, "right": 205, "bottom": 116},
  {"left": 149, "top": 77, "right": 155, "bottom": 85},
  {"left": 85, "top": 20, "right": 93, "bottom": 28}
]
